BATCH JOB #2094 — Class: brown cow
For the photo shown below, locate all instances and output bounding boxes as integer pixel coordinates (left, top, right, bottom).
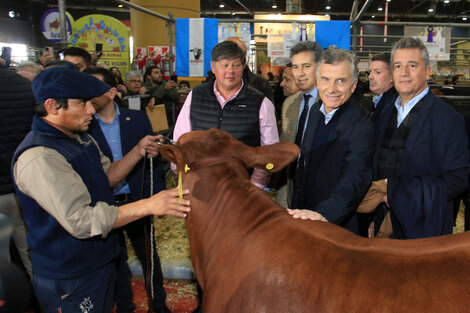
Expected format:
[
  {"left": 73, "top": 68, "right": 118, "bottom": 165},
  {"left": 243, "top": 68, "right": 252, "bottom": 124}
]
[{"left": 160, "top": 128, "right": 470, "bottom": 313}]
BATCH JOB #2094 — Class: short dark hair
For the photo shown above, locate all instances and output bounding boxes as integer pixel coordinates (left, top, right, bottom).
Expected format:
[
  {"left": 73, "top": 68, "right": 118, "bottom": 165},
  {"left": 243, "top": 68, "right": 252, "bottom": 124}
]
[
  {"left": 63, "top": 47, "right": 92, "bottom": 66},
  {"left": 178, "top": 80, "right": 190, "bottom": 88},
  {"left": 290, "top": 41, "right": 323, "bottom": 63},
  {"left": 44, "top": 60, "right": 79, "bottom": 71},
  {"left": 144, "top": 66, "right": 160, "bottom": 81},
  {"left": 286, "top": 62, "right": 292, "bottom": 68},
  {"left": 83, "top": 67, "right": 116, "bottom": 88},
  {"left": 35, "top": 98, "right": 68, "bottom": 117},
  {"left": 211, "top": 41, "right": 246, "bottom": 65},
  {"left": 371, "top": 52, "right": 391, "bottom": 69}
]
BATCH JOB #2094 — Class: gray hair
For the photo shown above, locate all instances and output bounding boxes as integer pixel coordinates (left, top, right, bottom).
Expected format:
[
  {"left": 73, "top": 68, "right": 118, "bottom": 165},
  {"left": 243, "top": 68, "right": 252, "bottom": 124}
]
[
  {"left": 289, "top": 41, "right": 323, "bottom": 63},
  {"left": 125, "top": 70, "right": 143, "bottom": 82},
  {"left": 391, "top": 37, "right": 430, "bottom": 67},
  {"left": 316, "top": 45, "right": 358, "bottom": 82},
  {"left": 17, "top": 61, "right": 40, "bottom": 74}
]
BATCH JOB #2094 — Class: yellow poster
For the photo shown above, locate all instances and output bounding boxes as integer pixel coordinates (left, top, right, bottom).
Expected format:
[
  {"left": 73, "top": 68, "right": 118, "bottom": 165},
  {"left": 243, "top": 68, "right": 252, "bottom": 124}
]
[{"left": 70, "top": 14, "right": 130, "bottom": 74}]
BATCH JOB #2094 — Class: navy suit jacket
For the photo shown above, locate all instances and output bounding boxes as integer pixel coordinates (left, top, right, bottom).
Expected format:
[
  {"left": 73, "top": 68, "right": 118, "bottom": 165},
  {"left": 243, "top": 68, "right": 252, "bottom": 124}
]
[
  {"left": 371, "top": 86, "right": 398, "bottom": 127},
  {"left": 292, "top": 96, "right": 374, "bottom": 234},
  {"left": 89, "top": 107, "right": 166, "bottom": 202},
  {"left": 373, "top": 91, "right": 470, "bottom": 238}
]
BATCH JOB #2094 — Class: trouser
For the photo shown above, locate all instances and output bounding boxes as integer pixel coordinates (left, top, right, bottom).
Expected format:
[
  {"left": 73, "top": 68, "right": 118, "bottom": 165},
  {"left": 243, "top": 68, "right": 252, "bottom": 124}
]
[
  {"left": 0, "top": 193, "right": 32, "bottom": 279},
  {"left": 33, "top": 261, "right": 117, "bottom": 313},
  {"left": 115, "top": 216, "right": 167, "bottom": 312}
]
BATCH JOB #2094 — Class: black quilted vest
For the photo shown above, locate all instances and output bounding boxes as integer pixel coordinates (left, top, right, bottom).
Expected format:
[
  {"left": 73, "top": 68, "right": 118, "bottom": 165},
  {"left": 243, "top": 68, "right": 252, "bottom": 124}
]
[{"left": 190, "top": 79, "right": 264, "bottom": 147}]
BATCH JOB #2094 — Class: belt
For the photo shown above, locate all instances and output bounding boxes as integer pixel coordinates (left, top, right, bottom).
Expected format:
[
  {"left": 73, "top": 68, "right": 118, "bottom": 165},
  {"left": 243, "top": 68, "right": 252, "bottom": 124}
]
[{"left": 113, "top": 193, "right": 131, "bottom": 204}]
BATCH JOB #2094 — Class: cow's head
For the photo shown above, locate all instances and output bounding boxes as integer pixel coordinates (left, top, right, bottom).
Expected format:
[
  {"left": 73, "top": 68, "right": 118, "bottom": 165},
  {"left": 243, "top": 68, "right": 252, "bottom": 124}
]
[{"left": 160, "top": 128, "right": 299, "bottom": 175}]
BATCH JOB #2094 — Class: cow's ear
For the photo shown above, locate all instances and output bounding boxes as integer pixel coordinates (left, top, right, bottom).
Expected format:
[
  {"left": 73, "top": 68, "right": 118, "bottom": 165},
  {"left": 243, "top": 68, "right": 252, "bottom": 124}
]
[
  {"left": 160, "top": 145, "right": 184, "bottom": 171},
  {"left": 245, "top": 142, "right": 300, "bottom": 172}
]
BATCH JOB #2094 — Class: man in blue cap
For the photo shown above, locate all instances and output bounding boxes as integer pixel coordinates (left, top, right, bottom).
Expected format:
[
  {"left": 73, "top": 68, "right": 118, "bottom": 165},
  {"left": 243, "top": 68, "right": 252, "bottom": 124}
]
[{"left": 11, "top": 66, "right": 191, "bottom": 313}]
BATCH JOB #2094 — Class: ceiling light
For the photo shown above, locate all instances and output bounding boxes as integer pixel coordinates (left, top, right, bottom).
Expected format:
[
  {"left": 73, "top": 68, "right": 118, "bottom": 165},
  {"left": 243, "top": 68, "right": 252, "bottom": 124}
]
[
  {"left": 378, "top": 7, "right": 383, "bottom": 11},
  {"left": 386, "top": 0, "right": 391, "bottom": 2},
  {"left": 371, "top": 15, "right": 375, "bottom": 18},
  {"left": 8, "top": 11, "right": 15, "bottom": 18},
  {"left": 325, "top": 14, "right": 330, "bottom": 17},
  {"left": 444, "top": 0, "right": 450, "bottom": 3},
  {"left": 326, "top": 5, "right": 331, "bottom": 10},
  {"left": 118, "top": 4, "right": 123, "bottom": 8},
  {"left": 463, "top": 17, "right": 468, "bottom": 21},
  {"left": 219, "top": 3, "right": 224, "bottom": 8},
  {"left": 272, "top": 5, "right": 277, "bottom": 8},
  {"left": 232, "top": 12, "right": 236, "bottom": 15},
  {"left": 428, "top": 8, "right": 434, "bottom": 12}
]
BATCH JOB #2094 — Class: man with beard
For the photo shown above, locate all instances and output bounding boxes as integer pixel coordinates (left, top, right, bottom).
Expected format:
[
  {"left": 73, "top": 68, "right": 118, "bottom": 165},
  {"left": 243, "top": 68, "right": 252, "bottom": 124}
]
[
  {"left": 11, "top": 67, "right": 190, "bottom": 313},
  {"left": 142, "top": 66, "right": 179, "bottom": 126}
]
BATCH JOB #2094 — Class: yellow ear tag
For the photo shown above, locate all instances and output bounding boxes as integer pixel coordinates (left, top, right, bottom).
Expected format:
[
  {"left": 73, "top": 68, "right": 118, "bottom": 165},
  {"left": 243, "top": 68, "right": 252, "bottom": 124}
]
[
  {"left": 184, "top": 164, "right": 191, "bottom": 173},
  {"left": 266, "top": 163, "right": 274, "bottom": 170},
  {"left": 178, "top": 172, "right": 183, "bottom": 200}
]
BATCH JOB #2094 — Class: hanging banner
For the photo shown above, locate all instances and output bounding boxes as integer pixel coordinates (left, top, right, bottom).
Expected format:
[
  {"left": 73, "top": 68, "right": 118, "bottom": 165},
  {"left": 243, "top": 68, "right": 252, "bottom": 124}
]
[
  {"left": 405, "top": 26, "right": 450, "bottom": 61},
  {"left": 315, "top": 21, "right": 351, "bottom": 50},
  {"left": 218, "top": 22, "right": 251, "bottom": 50},
  {"left": 175, "top": 18, "right": 219, "bottom": 77},
  {"left": 40, "top": 9, "right": 74, "bottom": 42},
  {"left": 70, "top": 14, "right": 130, "bottom": 74}
]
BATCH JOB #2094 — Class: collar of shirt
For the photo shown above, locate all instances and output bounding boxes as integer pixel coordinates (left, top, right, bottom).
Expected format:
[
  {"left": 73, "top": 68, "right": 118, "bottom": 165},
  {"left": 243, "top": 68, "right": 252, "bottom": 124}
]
[
  {"left": 373, "top": 93, "right": 383, "bottom": 108},
  {"left": 94, "top": 103, "right": 121, "bottom": 124},
  {"left": 394, "top": 87, "right": 429, "bottom": 127},
  {"left": 297, "top": 87, "right": 318, "bottom": 122},
  {"left": 213, "top": 79, "right": 245, "bottom": 108},
  {"left": 319, "top": 103, "right": 340, "bottom": 125}
]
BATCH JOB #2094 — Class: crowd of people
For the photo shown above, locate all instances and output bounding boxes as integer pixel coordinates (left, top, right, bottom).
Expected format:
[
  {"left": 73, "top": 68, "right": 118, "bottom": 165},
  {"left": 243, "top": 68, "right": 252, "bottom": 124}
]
[{"left": 0, "top": 35, "right": 469, "bottom": 313}]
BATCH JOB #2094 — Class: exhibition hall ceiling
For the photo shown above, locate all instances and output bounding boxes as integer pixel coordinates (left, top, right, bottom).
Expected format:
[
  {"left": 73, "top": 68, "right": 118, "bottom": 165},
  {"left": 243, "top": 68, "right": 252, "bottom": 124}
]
[{"left": 3, "top": 0, "right": 470, "bottom": 22}]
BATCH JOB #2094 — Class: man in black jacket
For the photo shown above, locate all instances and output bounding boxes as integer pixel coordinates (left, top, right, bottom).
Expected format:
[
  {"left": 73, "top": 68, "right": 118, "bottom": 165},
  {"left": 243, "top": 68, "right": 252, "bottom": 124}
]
[
  {"left": 288, "top": 46, "right": 374, "bottom": 236},
  {"left": 0, "top": 68, "right": 35, "bottom": 278},
  {"left": 368, "top": 52, "right": 398, "bottom": 124}
]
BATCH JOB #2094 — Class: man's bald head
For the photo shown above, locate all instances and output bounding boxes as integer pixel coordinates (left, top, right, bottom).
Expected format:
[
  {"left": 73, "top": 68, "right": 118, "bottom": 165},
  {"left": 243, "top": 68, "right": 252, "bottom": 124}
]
[{"left": 227, "top": 37, "right": 247, "bottom": 54}]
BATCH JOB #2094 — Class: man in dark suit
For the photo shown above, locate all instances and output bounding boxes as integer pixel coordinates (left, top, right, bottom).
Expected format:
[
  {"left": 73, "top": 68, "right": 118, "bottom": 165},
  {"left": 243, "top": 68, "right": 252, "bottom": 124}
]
[
  {"left": 288, "top": 46, "right": 374, "bottom": 236},
  {"left": 85, "top": 68, "right": 170, "bottom": 313},
  {"left": 368, "top": 52, "right": 398, "bottom": 124},
  {"left": 370, "top": 37, "right": 469, "bottom": 239}
]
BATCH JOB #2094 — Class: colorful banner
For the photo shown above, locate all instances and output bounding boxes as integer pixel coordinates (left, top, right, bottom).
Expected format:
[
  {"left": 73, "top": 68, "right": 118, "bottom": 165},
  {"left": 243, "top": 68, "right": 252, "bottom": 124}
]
[
  {"left": 70, "top": 14, "right": 130, "bottom": 74},
  {"left": 175, "top": 18, "right": 219, "bottom": 77},
  {"left": 315, "top": 21, "right": 351, "bottom": 50},
  {"left": 40, "top": 9, "right": 74, "bottom": 42}
]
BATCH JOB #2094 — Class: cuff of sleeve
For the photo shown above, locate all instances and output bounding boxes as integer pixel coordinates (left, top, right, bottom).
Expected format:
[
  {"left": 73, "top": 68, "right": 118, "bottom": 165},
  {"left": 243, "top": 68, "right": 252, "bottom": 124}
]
[
  {"left": 91, "top": 202, "right": 119, "bottom": 238},
  {"left": 315, "top": 206, "right": 336, "bottom": 223}
]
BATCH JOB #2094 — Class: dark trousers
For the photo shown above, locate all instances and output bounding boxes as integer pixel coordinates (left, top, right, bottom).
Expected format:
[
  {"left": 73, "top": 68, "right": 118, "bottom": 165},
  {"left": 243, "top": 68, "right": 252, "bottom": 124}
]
[
  {"left": 34, "top": 262, "right": 117, "bottom": 313},
  {"left": 115, "top": 217, "right": 167, "bottom": 312}
]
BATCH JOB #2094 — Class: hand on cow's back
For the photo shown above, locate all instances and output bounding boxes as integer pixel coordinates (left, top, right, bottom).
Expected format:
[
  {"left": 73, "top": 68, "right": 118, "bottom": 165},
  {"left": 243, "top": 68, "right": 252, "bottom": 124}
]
[{"left": 287, "top": 209, "right": 328, "bottom": 222}]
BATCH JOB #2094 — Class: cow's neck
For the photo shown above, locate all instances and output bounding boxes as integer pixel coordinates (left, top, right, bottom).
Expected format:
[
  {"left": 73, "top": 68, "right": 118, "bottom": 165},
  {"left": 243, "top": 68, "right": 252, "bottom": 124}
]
[{"left": 183, "top": 162, "right": 282, "bottom": 280}]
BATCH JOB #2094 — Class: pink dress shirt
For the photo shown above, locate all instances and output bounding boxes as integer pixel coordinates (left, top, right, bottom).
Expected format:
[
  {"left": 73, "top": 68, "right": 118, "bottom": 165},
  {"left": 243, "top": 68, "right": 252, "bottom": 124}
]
[{"left": 172, "top": 80, "right": 279, "bottom": 188}]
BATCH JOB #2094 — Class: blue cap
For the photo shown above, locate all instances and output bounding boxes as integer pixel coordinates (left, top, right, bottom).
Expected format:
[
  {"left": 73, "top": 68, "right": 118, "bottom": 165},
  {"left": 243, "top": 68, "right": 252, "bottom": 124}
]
[{"left": 31, "top": 66, "right": 111, "bottom": 104}]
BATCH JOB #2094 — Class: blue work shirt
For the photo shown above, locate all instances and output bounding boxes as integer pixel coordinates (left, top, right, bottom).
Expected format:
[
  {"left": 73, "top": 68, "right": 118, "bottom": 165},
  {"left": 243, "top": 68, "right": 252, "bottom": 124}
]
[{"left": 94, "top": 104, "right": 131, "bottom": 195}]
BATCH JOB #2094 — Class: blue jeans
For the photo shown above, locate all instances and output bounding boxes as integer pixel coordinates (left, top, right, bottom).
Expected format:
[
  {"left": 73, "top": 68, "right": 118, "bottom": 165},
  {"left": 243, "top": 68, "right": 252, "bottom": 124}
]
[{"left": 33, "top": 262, "right": 117, "bottom": 313}]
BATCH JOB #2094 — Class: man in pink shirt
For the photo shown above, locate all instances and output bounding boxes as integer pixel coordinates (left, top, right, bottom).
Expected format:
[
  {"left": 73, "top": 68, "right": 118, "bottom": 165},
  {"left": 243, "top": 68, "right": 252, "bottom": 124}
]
[{"left": 173, "top": 40, "right": 279, "bottom": 189}]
